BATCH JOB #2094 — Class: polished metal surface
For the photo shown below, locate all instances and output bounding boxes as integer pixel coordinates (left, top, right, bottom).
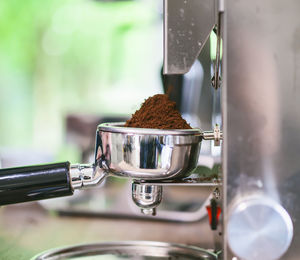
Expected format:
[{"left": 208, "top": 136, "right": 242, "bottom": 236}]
[
  {"left": 98, "top": 122, "right": 202, "bottom": 135},
  {"left": 95, "top": 123, "right": 202, "bottom": 180},
  {"left": 135, "top": 180, "right": 221, "bottom": 187},
  {"left": 71, "top": 122, "right": 220, "bottom": 218},
  {"left": 227, "top": 195, "right": 293, "bottom": 260},
  {"left": 163, "top": 0, "right": 217, "bottom": 74},
  {"left": 70, "top": 164, "right": 107, "bottom": 189},
  {"left": 33, "top": 241, "right": 218, "bottom": 260},
  {"left": 203, "top": 125, "right": 222, "bottom": 146},
  {"left": 224, "top": 0, "right": 300, "bottom": 259},
  {"left": 181, "top": 60, "right": 204, "bottom": 128},
  {"left": 212, "top": 3, "right": 223, "bottom": 90},
  {"left": 132, "top": 183, "right": 162, "bottom": 215}
]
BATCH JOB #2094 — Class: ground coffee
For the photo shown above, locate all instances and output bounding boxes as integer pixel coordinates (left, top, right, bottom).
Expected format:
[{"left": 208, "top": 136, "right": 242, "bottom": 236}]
[{"left": 124, "top": 94, "right": 192, "bottom": 129}]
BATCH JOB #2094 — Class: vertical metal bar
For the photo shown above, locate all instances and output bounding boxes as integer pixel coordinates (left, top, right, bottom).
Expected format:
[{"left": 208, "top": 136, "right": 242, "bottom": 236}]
[{"left": 212, "top": 11, "right": 223, "bottom": 90}]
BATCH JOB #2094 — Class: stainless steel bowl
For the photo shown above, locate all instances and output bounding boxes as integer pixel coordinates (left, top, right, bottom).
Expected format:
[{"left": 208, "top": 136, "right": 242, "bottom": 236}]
[
  {"left": 33, "top": 241, "right": 219, "bottom": 259},
  {"left": 95, "top": 123, "right": 202, "bottom": 180}
]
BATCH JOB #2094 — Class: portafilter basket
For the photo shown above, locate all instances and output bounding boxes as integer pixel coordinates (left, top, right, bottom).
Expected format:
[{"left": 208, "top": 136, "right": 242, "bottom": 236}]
[
  {"left": 0, "top": 122, "right": 221, "bottom": 206},
  {"left": 94, "top": 122, "right": 203, "bottom": 180}
]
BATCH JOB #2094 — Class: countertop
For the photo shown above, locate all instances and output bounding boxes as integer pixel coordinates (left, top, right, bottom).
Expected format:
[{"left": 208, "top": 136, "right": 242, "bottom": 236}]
[{"left": 0, "top": 202, "right": 216, "bottom": 259}]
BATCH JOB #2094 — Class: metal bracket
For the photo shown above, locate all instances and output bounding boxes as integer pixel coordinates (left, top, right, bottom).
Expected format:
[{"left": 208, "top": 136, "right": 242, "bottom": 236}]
[
  {"left": 163, "top": 0, "right": 217, "bottom": 74},
  {"left": 202, "top": 124, "right": 222, "bottom": 146}
]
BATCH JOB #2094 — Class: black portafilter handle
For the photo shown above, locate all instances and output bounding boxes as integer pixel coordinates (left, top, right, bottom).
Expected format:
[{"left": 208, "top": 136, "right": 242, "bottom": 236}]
[{"left": 0, "top": 162, "right": 73, "bottom": 206}]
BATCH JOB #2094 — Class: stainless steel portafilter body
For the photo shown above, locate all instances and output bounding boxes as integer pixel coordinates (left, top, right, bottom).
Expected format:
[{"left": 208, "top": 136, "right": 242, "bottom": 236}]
[
  {"left": 0, "top": 122, "right": 218, "bottom": 210},
  {"left": 70, "top": 122, "right": 205, "bottom": 213},
  {"left": 95, "top": 123, "right": 203, "bottom": 180}
]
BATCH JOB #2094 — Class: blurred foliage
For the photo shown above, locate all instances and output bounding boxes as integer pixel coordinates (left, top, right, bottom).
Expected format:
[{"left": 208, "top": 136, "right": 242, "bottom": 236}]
[
  {"left": 0, "top": 0, "right": 49, "bottom": 73},
  {"left": 0, "top": 0, "right": 162, "bottom": 160}
]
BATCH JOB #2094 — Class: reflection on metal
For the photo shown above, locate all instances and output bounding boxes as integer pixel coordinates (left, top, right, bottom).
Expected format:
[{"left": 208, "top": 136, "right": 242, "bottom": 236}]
[
  {"left": 163, "top": 0, "right": 217, "bottom": 74},
  {"left": 211, "top": 9, "right": 223, "bottom": 90},
  {"left": 95, "top": 122, "right": 202, "bottom": 180},
  {"left": 202, "top": 124, "right": 222, "bottom": 146},
  {"left": 68, "top": 122, "right": 222, "bottom": 221},
  {"left": 227, "top": 196, "right": 293, "bottom": 260},
  {"left": 70, "top": 163, "right": 107, "bottom": 189},
  {"left": 181, "top": 60, "right": 204, "bottom": 128},
  {"left": 132, "top": 183, "right": 162, "bottom": 216},
  {"left": 33, "top": 241, "right": 219, "bottom": 260},
  {"left": 135, "top": 180, "right": 221, "bottom": 187},
  {"left": 224, "top": 0, "right": 300, "bottom": 258}
]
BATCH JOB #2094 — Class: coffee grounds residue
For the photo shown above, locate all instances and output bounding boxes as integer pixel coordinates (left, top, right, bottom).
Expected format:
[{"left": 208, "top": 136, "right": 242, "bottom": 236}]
[{"left": 124, "top": 94, "right": 192, "bottom": 129}]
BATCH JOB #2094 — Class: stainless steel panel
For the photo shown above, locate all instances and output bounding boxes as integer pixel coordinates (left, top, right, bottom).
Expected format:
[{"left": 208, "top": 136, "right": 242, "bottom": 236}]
[
  {"left": 224, "top": 0, "right": 300, "bottom": 259},
  {"left": 163, "top": 0, "right": 217, "bottom": 74}
]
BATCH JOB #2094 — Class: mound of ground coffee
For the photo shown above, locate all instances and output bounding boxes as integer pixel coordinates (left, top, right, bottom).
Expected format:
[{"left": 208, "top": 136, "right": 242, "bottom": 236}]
[{"left": 124, "top": 94, "right": 192, "bottom": 129}]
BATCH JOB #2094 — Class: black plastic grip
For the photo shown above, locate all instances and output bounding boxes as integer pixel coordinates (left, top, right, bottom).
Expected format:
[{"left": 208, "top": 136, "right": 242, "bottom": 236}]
[{"left": 0, "top": 162, "right": 73, "bottom": 206}]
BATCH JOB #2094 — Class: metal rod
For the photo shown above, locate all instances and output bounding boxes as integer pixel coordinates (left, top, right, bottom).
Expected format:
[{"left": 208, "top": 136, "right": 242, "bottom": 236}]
[
  {"left": 213, "top": 11, "right": 223, "bottom": 90},
  {"left": 134, "top": 180, "right": 222, "bottom": 187}
]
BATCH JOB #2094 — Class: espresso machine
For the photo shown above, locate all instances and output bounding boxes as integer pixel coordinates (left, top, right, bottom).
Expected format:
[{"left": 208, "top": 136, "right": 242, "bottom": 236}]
[
  {"left": 1, "top": 0, "right": 300, "bottom": 259},
  {"left": 164, "top": 0, "right": 300, "bottom": 259}
]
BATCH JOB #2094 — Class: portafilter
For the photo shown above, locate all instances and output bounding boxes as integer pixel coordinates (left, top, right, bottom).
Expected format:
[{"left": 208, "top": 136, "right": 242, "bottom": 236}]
[{"left": 0, "top": 123, "right": 221, "bottom": 208}]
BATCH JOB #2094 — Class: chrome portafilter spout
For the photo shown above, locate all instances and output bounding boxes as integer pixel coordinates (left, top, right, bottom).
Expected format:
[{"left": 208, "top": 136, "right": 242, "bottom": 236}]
[{"left": 132, "top": 183, "right": 162, "bottom": 216}]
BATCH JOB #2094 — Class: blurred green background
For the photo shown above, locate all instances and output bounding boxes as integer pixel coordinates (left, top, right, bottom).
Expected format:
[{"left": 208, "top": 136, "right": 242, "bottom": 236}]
[{"left": 0, "top": 0, "right": 163, "bottom": 163}]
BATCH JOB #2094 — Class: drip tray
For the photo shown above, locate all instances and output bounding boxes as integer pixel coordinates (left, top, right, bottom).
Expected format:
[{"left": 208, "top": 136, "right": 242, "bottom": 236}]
[{"left": 33, "top": 241, "right": 219, "bottom": 260}]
